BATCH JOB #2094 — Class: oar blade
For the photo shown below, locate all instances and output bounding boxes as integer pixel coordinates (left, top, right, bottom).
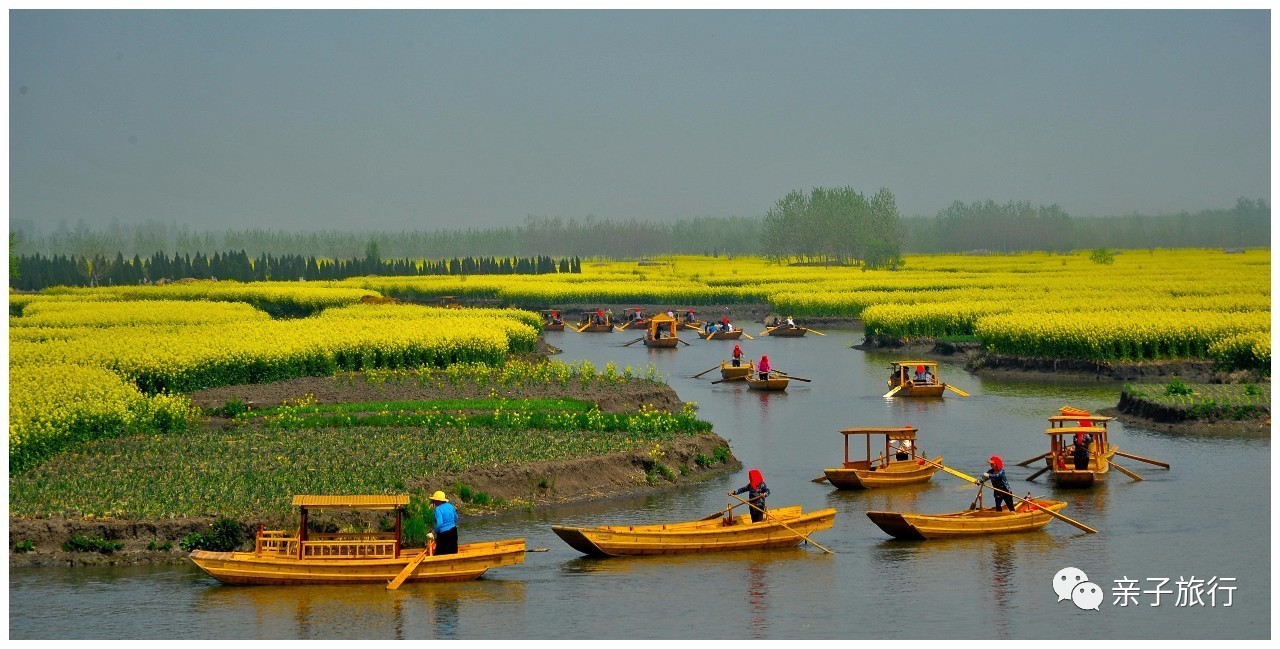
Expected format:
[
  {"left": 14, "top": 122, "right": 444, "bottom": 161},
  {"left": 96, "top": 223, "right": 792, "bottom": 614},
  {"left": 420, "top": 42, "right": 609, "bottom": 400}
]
[
  {"left": 740, "top": 333, "right": 754, "bottom": 340},
  {"left": 1110, "top": 460, "right": 1145, "bottom": 482},
  {"left": 945, "top": 384, "right": 970, "bottom": 397},
  {"left": 883, "top": 385, "right": 903, "bottom": 398},
  {"left": 1025, "top": 466, "right": 1050, "bottom": 482},
  {"left": 1016, "top": 452, "right": 1050, "bottom": 467}
]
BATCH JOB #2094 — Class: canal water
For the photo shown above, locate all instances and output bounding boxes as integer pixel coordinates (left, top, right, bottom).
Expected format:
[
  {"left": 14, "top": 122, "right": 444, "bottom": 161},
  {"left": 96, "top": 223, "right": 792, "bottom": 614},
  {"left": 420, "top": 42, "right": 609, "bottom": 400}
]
[{"left": 8, "top": 327, "right": 1270, "bottom": 639}]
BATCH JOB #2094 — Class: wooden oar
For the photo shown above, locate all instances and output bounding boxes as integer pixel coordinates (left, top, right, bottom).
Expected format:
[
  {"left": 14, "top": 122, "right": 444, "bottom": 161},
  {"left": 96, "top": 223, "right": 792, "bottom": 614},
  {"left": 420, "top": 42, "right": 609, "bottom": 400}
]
[
  {"left": 691, "top": 364, "right": 722, "bottom": 379},
  {"left": 914, "top": 456, "right": 1098, "bottom": 534},
  {"left": 677, "top": 338, "right": 691, "bottom": 346},
  {"left": 1016, "top": 452, "right": 1050, "bottom": 467},
  {"left": 1114, "top": 450, "right": 1170, "bottom": 469},
  {"left": 711, "top": 376, "right": 746, "bottom": 385},
  {"left": 740, "top": 332, "right": 754, "bottom": 340},
  {"left": 804, "top": 328, "right": 827, "bottom": 336},
  {"left": 944, "top": 384, "right": 971, "bottom": 397},
  {"left": 1025, "top": 466, "right": 1050, "bottom": 482},
  {"left": 758, "top": 327, "right": 775, "bottom": 336},
  {"left": 622, "top": 337, "right": 645, "bottom": 347},
  {"left": 386, "top": 542, "right": 433, "bottom": 590},
  {"left": 774, "top": 370, "right": 812, "bottom": 383},
  {"left": 811, "top": 474, "right": 829, "bottom": 483},
  {"left": 1109, "top": 459, "right": 1145, "bottom": 482},
  {"left": 883, "top": 385, "right": 903, "bottom": 398},
  {"left": 727, "top": 493, "right": 832, "bottom": 554},
  {"left": 575, "top": 322, "right": 590, "bottom": 333},
  {"left": 699, "top": 500, "right": 745, "bottom": 520}
]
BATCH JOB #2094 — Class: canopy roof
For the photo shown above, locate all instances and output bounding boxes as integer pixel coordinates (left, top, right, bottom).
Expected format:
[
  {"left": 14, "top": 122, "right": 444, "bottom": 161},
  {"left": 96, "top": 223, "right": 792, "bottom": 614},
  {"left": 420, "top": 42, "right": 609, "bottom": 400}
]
[
  {"left": 890, "top": 361, "right": 937, "bottom": 368},
  {"left": 1045, "top": 426, "right": 1108, "bottom": 435},
  {"left": 292, "top": 494, "right": 410, "bottom": 510},
  {"left": 840, "top": 426, "right": 918, "bottom": 440}
]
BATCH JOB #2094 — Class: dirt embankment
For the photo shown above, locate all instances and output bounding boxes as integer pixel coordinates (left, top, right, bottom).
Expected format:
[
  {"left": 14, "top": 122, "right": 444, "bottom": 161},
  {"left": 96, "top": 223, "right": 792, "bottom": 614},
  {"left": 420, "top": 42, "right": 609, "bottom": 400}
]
[
  {"left": 857, "top": 334, "right": 1247, "bottom": 384},
  {"left": 12, "top": 369, "right": 740, "bottom": 568}
]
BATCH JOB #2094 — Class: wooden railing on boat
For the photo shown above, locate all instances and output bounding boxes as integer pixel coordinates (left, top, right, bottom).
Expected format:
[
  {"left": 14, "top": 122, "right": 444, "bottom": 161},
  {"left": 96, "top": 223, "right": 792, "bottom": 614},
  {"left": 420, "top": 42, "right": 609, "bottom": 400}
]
[{"left": 255, "top": 529, "right": 399, "bottom": 559}]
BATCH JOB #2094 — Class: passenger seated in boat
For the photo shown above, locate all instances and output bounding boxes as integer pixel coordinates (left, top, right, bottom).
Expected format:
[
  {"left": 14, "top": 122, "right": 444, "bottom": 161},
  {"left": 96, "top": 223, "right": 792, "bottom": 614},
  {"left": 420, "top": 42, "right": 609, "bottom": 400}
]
[
  {"left": 921, "top": 369, "right": 934, "bottom": 384},
  {"left": 1071, "top": 432, "right": 1093, "bottom": 470},
  {"left": 705, "top": 321, "right": 716, "bottom": 334},
  {"left": 730, "top": 469, "right": 770, "bottom": 523},
  {"left": 429, "top": 491, "right": 459, "bottom": 555},
  {"left": 785, "top": 316, "right": 796, "bottom": 328},
  {"left": 770, "top": 316, "right": 780, "bottom": 327},
  {"left": 758, "top": 355, "right": 771, "bottom": 380}
]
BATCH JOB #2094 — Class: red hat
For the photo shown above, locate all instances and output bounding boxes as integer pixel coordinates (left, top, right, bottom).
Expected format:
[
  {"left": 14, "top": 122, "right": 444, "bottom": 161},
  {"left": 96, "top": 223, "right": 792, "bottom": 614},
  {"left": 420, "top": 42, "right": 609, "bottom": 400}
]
[
  {"left": 722, "top": 317, "right": 729, "bottom": 323},
  {"left": 989, "top": 456, "right": 1004, "bottom": 470},
  {"left": 748, "top": 468, "right": 764, "bottom": 490},
  {"left": 761, "top": 355, "right": 769, "bottom": 363},
  {"left": 917, "top": 365, "right": 925, "bottom": 374},
  {"left": 733, "top": 344, "right": 741, "bottom": 352}
]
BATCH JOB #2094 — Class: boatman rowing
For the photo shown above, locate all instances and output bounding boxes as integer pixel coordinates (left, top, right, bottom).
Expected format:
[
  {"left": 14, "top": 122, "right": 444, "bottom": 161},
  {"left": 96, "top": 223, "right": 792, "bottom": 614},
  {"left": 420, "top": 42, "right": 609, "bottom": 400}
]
[{"left": 429, "top": 490, "right": 459, "bottom": 555}]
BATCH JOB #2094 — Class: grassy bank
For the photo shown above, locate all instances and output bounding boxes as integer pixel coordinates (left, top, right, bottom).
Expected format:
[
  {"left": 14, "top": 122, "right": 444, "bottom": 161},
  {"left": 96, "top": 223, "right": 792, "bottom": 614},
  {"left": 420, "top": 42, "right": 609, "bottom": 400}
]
[
  {"left": 9, "top": 393, "right": 717, "bottom": 521},
  {"left": 1119, "top": 380, "right": 1271, "bottom": 423}
]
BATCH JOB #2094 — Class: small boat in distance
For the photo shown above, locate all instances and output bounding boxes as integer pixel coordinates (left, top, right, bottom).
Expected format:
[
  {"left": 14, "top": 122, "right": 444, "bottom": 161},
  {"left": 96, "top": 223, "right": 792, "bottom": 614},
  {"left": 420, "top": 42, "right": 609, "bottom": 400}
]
[
  {"left": 576, "top": 310, "right": 615, "bottom": 333},
  {"left": 188, "top": 495, "right": 525, "bottom": 585},
  {"left": 866, "top": 498, "right": 1068, "bottom": 540},
  {"left": 542, "top": 309, "right": 565, "bottom": 331},
  {"left": 823, "top": 426, "right": 941, "bottom": 489},
  {"left": 884, "top": 361, "right": 969, "bottom": 398},
  {"left": 551, "top": 505, "right": 836, "bottom": 557},
  {"left": 642, "top": 313, "right": 681, "bottom": 348},
  {"left": 617, "top": 308, "right": 649, "bottom": 330}
]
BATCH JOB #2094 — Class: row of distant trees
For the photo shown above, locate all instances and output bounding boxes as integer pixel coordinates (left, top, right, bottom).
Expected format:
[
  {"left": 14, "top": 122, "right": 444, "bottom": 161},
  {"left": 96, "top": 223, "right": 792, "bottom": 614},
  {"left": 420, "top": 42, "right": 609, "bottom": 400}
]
[
  {"left": 761, "top": 187, "right": 905, "bottom": 268},
  {"left": 10, "top": 198, "right": 1269, "bottom": 270},
  {"left": 11, "top": 248, "right": 580, "bottom": 291}
]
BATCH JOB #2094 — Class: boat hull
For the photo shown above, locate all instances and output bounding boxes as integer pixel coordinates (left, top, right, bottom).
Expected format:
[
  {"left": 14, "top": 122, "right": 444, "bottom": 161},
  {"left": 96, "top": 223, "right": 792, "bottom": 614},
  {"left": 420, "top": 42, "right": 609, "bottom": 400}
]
[
  {"left": 551, "top": 506, "right": 835, "bottom": 557},
  {"left": 189, "top": 539, "right": 526, "bottom": 585},
  {"left": 824, "top": 457, "right": 942, "bottom": 489},
  {"left": 701, "top": 330, "right": 743, "bottom": 340},
  {"left": 720, "top": 360, "right": 754, "bottom": 380},
  {"left": 578, "top": 324, "right": 614, "bottom": 333},
  {"left": 1046, "top": 447, "right": 1114, "bottom": 488},
  {"left": 766, "top": 327, "right": 807, "bottom": 337},
  {"left": 866, "top": 499, "right": 1067, "bottom": 540},
  {"left": 543, "top": 323, "right": 565, "bottom": 331},
  {"left": 746, "top": 376, "right": 789, "bottom": 391},
  {"left": 886, "top": 380, "right": 946, "bottom": 397},
  {"left": 617, "top": 320, "right": 648, "bottom": 330},
  {"left": 643, "top": 337, "right": 680, "bottom": 348}
]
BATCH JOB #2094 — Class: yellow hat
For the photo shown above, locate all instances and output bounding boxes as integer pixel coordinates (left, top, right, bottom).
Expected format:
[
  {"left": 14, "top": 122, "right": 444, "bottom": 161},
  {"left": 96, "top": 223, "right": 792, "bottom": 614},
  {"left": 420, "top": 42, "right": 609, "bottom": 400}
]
[{"left": 430, "top": 490, "right": 448, "bottom": 502}]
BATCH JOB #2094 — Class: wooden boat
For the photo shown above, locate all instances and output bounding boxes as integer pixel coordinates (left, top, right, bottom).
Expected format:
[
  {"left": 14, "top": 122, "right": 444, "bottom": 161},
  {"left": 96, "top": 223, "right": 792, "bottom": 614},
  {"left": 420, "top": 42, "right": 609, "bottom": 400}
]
[
  {"left": 551, "top": 505, "right": 836, "bottom": 557},
  {"left": 745, "top": 375, "right": 789, "bottom": 391},
  {"left": 188, "top": 495, "right": 525, "bottom": 585},
  {"left": 617, "top": 308, "right": 649, "bottom": 330},
  {"left": 762, "top": 325, "right": 808, "bottom": 337},
  {"left": 1041, "top": 406, "right": 1116, "bottom": 488},
  {"left": 884, "top": 361, "right": 969, "bottom": 398},
  {"left": 642, "top": 313, "right": 681, "bottom": 348},
  {"left": 542, "top": 310, "right": 565, "bottom": 331},
  {"left": 576, "top": 311, "right": 615, "bottom": 332},
  {"left": 720, "top": 359, "right": 754, "bottom": 380},
  {"left": 701, "top": 328, "right": 743, "bottom": 340},
  {"left": 823, "top": 426, "right": 941, "bottom": 489},
  {"left": 866, "top": 498, "right": 1068, "bottom": 540}
]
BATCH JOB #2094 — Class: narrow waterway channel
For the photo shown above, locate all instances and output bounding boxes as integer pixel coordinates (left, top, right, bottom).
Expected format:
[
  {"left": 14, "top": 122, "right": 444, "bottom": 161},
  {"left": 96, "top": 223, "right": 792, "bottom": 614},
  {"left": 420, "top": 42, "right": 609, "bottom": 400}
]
[{"left": 9, "top": 326, "right": 1270, "bottom": 639}]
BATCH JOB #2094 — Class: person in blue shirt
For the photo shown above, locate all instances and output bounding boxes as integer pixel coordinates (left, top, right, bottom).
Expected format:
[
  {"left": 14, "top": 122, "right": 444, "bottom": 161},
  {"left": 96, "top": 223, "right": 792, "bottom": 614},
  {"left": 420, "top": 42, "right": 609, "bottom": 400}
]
[
  {"left": 1072, "top": 431, "right": 1094, "bottom": 470},
  {"left": 428, "top": 490, "right": 458, "bottom": 555},
  {"left": 731, "top": 469, "right": 771, "bottom": 523},
  {"left": 978, "top": 456, "right": 1015, "bottom": 512}
]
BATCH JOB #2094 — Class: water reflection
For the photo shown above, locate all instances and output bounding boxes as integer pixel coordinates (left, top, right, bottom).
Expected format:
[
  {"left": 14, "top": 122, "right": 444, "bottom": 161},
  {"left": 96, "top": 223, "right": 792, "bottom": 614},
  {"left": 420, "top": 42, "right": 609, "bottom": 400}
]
[
  {"left": 195, "top": 579, "right": 525, "bottom": 639},
  {"left": 745, "top": 559, "right": 769, "bottom": 639}
]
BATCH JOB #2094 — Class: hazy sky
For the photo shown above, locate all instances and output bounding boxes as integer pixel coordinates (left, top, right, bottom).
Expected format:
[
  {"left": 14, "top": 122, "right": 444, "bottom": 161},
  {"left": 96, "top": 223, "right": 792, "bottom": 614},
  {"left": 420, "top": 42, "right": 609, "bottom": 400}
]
[{"left": 8, "top": 9, "right": 1271, "bottom": 232}]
